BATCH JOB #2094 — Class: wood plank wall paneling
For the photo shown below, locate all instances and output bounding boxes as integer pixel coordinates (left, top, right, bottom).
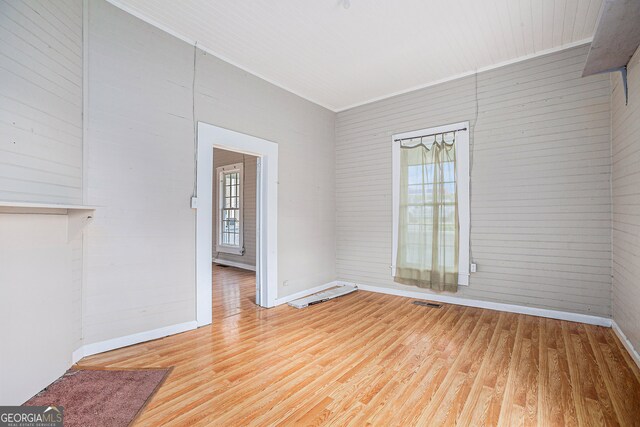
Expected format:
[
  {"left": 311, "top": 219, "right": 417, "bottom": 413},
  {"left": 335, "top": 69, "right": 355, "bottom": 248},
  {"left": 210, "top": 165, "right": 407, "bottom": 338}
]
[
  {"left": 212, "top": 148, "right": 257, "bottom": 267},
  {"left": 84, "top": 0, "right": 336, "bottom": 345},
  {"left": 194, "top": 53, "right": 336, "bottom": 298},
  {"left": 0, "top": 0, "right": 83, "bottom": 204},
  {"left": 84, "top": 0, "right": 197, "bottom": 344},
  {"left": 0, "top": 0, "right": 85, "bottom": 405},
  {"left": 611, "top": 46, "right": 640, "bottom": 352},
  {"left": 335, "top": 45, "right": 612, "bottom": 317}
]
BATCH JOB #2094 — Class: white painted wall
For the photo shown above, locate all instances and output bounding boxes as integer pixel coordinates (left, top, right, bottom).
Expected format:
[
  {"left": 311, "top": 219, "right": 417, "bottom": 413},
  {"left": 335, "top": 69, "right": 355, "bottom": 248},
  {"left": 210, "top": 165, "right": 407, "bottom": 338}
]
[
  {"left": 0, "top": 0, "right": 83, "bottom": 204},
  {"left": 82, "top": 0, "right": 335, "bottom": 345},
  {"left": 194, "top": 49, "right": 336, "bottom": 298},
  {"left": 0, "top": 0, "right": 84, "bottom": 405},
  {"left": 6, "top": 0, "right": 638, "bottom": 403},
  {"left": 0, "top": 215, "right": 81, "bottom": 405},
  {"left": 213, "top": 148, "right": 257, "bottom": 268},
  {"left": 0, "top": 1, "right": 334, "bottom": 395},
  {"left": 611, "top": 46, "right": 640, "bottom": 354},
  {"left": 83, "top": 0, "right": 197, "bottom": 344},
  {"left": 335, "top": 45, "right": 612, "bottom": 317}
]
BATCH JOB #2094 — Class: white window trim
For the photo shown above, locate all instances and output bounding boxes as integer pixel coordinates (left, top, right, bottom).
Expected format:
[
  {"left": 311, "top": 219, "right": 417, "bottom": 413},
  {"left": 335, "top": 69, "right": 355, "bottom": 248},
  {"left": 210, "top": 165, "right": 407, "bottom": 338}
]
[
  {"left": 392, "top": 121, "right": 470, "bottom": 286},
  {"left": 216, "top": 162, "right": 244, "bottom": 255}
]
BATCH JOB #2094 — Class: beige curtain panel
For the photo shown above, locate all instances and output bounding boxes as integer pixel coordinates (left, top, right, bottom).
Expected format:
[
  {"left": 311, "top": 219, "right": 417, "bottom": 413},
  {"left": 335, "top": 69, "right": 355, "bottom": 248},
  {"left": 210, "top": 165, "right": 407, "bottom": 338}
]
[{"left": 395, "top": 138, "right": 459, "bottom": 292}]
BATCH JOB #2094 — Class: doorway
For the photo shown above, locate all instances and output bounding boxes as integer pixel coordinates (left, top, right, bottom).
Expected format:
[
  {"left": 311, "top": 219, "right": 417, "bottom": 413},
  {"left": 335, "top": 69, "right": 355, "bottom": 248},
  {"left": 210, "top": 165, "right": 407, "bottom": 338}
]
[
  {"left": 196, "top": 122, "right": 278, "bottom": 327},
  {"left": 212, "top": 148, "right": 257, "bottom": 317}
]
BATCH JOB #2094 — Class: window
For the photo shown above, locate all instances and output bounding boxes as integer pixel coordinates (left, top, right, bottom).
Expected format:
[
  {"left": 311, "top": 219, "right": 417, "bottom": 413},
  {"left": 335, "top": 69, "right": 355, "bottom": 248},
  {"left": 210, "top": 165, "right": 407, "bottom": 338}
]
[
  {"left": 216, "top": 163, "right": 244, "bottom": 255},
  {"left": 392, "top": 122, "right": 470, "bottom": 287}
]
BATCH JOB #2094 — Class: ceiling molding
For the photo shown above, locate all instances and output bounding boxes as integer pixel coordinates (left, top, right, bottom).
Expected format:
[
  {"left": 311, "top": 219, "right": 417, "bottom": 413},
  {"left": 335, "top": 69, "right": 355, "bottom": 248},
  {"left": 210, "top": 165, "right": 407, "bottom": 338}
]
[
  {"left": 105, "top": 0, "right": 597, "bottom": 113},
  {"left": 104, "top": 0, "right": 338, "bottom": 112},
  {"left": 337, "top": 38, "right": 594, "bottom": 112}
]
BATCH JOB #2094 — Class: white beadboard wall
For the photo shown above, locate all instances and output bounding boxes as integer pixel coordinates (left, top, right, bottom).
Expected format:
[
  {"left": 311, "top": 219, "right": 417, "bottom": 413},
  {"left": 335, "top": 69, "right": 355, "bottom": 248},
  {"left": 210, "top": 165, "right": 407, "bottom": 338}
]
[
  {"left": 83, "top": 0, "right": 335, "bottom": 344},
  {"left": 611, "top": 46, "right": 640, "bottom": 352},
  {"left": 83, "top": 0, "right": 197, "bottom": 343},
  {"left": 0, "top": 0, "right": 83, "bottom": 204},
  {"left": 213, "top": 148, "right": 257, "bottom": 268},
  {"left": 335, "top": 44, "right": 612, "bottom": 317},
  {"left": 194, "top": 49, "right": 336, "bottom": 299},
  {"left": 0, "top": 0, "right": 84, "bottom": 405}
]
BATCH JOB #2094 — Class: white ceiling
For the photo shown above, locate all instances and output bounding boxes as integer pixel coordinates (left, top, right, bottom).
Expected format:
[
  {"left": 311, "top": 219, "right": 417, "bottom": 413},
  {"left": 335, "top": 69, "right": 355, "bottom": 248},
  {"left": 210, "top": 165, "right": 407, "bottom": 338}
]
[{"left": 110, "top": 0, "right": 603, "bottom": 111}]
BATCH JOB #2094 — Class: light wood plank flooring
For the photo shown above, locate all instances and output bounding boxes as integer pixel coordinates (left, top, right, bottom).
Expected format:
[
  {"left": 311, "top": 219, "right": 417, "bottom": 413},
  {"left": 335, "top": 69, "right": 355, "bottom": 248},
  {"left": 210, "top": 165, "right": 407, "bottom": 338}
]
[{"left": 78, "top": 265, "right": 640, "bottom": 426}]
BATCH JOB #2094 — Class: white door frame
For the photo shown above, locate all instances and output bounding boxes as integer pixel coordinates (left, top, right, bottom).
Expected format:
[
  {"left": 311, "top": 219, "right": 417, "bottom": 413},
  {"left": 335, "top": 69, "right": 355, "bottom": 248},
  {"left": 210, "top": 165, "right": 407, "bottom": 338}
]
[{"left": 196, "top": 122, "right": 278, "bottom": 326}]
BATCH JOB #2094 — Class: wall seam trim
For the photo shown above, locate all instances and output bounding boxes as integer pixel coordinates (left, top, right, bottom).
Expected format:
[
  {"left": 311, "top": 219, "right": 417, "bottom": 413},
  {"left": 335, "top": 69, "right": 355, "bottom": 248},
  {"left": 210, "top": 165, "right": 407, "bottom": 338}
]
[{"left": 609, "top": 72, "right": 614, "bottom": 320}]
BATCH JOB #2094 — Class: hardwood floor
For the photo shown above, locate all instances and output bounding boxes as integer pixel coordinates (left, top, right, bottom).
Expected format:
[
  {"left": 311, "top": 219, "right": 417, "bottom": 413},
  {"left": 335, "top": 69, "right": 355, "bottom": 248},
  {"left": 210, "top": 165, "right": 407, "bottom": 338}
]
[
  {"left": 78, "top": 265, "right": 640, "bottom": 426},
  {"left": 210, "top": 264, "right": 259, "bottom": 321}
]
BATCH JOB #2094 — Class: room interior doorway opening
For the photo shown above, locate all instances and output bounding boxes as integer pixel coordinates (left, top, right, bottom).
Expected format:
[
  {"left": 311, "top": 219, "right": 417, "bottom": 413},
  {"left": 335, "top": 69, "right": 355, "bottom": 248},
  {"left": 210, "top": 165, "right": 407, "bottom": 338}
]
[
  {"left": 196, "top": 122, "right": 278, "bottom": 327},
  {"left": 212, "top": 147, "right": 258, "bottom": 313}
]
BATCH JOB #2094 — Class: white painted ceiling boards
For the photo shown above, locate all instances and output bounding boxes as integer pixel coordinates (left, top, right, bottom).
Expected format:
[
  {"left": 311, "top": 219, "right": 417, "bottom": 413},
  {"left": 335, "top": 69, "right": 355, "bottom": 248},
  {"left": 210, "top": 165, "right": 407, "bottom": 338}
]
[{"left": 110, "top": 0, "right": 604, "bottom": 111}]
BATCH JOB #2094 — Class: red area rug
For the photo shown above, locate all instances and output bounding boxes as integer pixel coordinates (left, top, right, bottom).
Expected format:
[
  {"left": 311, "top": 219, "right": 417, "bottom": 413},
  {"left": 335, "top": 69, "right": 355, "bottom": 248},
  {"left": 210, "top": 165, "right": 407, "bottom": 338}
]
[{"left": 24, "top": 368, "right": 170, "bottom": 427}]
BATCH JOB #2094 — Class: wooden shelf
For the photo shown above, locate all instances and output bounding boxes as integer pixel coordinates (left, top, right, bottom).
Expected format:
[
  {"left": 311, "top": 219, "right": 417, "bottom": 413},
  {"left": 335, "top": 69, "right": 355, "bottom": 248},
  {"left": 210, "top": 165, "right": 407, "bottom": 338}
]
[
  {"left": 0, "top": 201, "right": 97, "bottom": 214},
  {"left": 0, "top": 201, "right": 97, "bottom": 241}
]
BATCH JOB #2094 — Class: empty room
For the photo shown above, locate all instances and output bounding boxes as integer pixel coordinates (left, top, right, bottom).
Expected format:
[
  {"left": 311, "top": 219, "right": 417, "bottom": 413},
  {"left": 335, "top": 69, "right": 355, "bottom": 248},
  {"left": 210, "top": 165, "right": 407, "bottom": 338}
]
[{"left": 1, "top": 0, "right": 640, "bottom": 425}]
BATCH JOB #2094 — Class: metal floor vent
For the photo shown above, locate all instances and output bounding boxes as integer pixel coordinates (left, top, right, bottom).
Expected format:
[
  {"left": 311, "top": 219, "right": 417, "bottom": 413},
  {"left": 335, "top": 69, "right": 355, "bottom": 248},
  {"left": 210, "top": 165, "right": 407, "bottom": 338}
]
[
  {"left": 413, "top": 301, "right": 442, "bottom": 308},
  {"left": 288, "top": 285, "right": 358, "bottom": 309}
]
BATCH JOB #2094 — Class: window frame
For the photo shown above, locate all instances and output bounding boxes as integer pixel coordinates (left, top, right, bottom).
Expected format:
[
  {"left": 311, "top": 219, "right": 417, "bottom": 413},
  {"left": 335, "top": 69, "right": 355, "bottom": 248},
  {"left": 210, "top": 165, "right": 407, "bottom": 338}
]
[
  {"left": 391, "top": 121, "right": 470, "bottom": 286},
  {"left": 216, "top": 162, "right": 244, "bottom": 255}
]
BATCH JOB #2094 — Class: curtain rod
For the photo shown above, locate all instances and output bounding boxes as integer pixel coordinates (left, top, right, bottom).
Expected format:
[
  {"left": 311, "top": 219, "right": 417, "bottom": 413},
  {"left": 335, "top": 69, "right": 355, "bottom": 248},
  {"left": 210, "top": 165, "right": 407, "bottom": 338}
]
[{"left": 394, "top": 127, "right": 467, "bottom": 143}]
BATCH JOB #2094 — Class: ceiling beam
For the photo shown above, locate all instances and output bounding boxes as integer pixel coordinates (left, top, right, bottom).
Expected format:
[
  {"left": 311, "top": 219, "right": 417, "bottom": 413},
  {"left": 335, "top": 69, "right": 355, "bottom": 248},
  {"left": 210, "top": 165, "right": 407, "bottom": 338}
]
[{"left": 582, "top": 0, "right": 640, "bottom": 78}]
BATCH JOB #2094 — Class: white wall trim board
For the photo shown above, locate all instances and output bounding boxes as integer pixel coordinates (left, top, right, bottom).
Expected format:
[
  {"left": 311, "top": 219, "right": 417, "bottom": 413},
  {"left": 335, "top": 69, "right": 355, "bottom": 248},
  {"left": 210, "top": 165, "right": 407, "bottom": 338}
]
[
  {"left": 336, "top": 38, "right": 594, "bottom": 112},
  {"left": 72, "top": 321, "right": 198, "bottom": 364},
  {"left": 344, "top": 282, "right": 612, "bottom": 327},
  {"left": 71, "top": 347, "right": 84, "bottom": 365},
  {"left": 103, "top": 0, "right": 594, "bottom": 113},
  {"left": 612, "top": 321, "right": 640, "bottom": 369},
  {"left": 82, "top": 0, "right": 90, "bottom": 202},
  {"left": 213, "top": 258, "right": 256, "bottom": 272},
  {"left": 274, "top": 281, "right": 341, "bottom": 306}
]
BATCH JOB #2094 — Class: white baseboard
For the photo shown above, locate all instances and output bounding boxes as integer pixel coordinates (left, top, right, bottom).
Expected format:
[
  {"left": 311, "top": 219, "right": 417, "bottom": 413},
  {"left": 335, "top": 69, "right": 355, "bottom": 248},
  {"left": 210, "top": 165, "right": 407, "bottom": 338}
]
[
  {"left": 71, "top": 347, "right": 85, "bottom": 364},
  {"left": 213, "top": 258, "right": 256, "bottom": 272},
  {"left": 274, "top": 281, "right": 341, "bottom": 306},
  {"left": 342, "top": 281, "right": 612, "bottom": 327},
  {"left": 66, "top": 283, "right": 639, "bottom": 373},
  {"left": 612, "top": 320, "right": 640, "bottom": 369},
  {"left": 72, "top": 320, "right": 198, "bottom": 364}
]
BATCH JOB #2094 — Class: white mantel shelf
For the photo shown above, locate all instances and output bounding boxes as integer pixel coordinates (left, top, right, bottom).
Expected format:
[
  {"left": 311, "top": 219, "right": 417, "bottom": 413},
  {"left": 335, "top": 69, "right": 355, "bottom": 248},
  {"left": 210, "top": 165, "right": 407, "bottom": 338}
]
[
  {"left": 0, "top": 201, "right": 97, "bottom": 214},
  {"left": 0, "top": 201, "right": 97, "bottom": 241}
]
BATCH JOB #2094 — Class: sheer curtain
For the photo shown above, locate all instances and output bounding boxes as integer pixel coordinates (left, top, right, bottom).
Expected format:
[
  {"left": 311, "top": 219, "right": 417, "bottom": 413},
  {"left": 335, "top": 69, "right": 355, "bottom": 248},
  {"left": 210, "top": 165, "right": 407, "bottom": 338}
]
[{"left": 395, "top": 137, "right": 459, "bottom": 292}]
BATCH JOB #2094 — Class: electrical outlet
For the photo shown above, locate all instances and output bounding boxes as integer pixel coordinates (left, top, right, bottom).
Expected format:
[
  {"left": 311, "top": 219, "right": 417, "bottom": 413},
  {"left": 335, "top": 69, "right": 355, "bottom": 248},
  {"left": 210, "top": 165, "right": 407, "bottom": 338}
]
[
  {"left": 470, "top": 263, "right": 477, "bottom": 273},
  {"left": 283, "top": 280, "right": 289, "bottom": 287}
]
